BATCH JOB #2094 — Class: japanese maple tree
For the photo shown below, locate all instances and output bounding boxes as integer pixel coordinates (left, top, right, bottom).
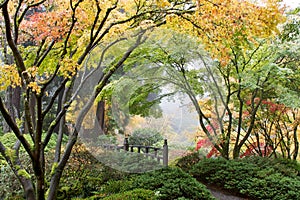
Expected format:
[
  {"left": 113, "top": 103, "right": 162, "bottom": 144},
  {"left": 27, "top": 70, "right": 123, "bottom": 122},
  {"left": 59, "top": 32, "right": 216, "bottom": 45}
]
[{"left": 0, "top": 0, "right": 192, "bottom": 199}]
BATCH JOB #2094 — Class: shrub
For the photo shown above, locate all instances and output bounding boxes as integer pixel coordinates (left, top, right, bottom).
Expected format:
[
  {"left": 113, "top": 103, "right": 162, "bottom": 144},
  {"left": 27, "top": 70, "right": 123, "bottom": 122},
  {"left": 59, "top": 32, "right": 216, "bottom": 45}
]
[
  {"left": 129, "top": 128, "right": 163, "bottom": 146},
  {"left": 175, "top": 151, "right": 205, "bottom": 171},
  {"left": 237, "top": 173, "right": 300, "bottom": 200},
  {"left": 0, "top": 162, "right": 23, "bottom": 199},
  {"left": 99, "top": 165, "right": 129, "bottom": 183},
  {"left": 189, "top": 158, "right": 228, "bottom": 184},
  {"left": 241, "top": 156, "right": 300, "bottom": 177},
  {"left": 102, "top": 189, "right": 157, "bottom": 200},
  {"left": 190, "top": 157, "right": 300, "bottom": 200},
  {"left": 101, "top": 179, "right": 133, "bottom": 195},
  {"left": 57, "top": 143, "right": 105, "bottom": 199},
  {"left": 0, "top": 132, "right": 67, "bottom": 199},
  {"left": 130, "top": 167, "right": 215, "bottom": 200}
]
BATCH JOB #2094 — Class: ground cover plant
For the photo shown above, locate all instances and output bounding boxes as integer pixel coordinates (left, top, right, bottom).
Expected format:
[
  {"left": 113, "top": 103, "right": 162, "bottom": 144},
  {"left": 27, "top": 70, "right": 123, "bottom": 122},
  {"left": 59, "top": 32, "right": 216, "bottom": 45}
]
[
  {"left": 99, "top": 167, "right": 215, "bottom": 200},
  {"left": 189, "top": 156, "right": 300, "bottom": 200}
]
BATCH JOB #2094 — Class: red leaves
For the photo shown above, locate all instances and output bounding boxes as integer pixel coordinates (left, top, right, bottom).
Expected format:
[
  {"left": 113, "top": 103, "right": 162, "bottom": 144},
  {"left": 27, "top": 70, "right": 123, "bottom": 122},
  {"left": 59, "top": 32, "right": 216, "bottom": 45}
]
[
  {"left": 21, "top": 11, "right": 70, "bottom": 42},
  {"left": 240, "top": 142, "right": 273, "bottom": 158},
  {"left": 196, "top": 138, "right": 212, "bottom": 151},
  {"left": 245, "top": 98, "right": 287, "bottom": 114},
  {"left": 195, "top": 138, "right": 220, "bottom": 158}
]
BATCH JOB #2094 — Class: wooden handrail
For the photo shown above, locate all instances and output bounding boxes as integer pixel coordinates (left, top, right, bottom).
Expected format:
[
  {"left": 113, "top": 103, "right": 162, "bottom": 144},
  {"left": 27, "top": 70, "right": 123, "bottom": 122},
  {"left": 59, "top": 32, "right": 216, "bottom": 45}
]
[{"left": 102, "top": 138, "right": 168, "bottom": 166}]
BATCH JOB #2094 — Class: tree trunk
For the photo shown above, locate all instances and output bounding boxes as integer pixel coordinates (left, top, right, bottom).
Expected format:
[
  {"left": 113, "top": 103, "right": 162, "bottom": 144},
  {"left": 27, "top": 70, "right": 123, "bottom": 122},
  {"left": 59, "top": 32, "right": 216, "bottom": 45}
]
[
  {"left": 3, "top": 86, "right": 21, "bottom": 133},
  {"left": 94, "top": 100, "right": 105, "bottom": 135},
  {"left": 293, "top": 126, "right": 299, "bottom": 160},
  {"left": 23, "top": 180, "right": 36, "bottom": 200},
  {"left": 54, "top": 85, "right": 65, "bottom": 134}
]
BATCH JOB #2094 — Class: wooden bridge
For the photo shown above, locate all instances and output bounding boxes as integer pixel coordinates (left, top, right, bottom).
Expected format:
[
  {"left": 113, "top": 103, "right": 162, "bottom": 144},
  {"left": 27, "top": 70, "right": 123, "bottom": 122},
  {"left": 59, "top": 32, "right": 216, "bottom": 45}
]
[{"left": 102, "top": 138, "right": 168, "bottom": 167}]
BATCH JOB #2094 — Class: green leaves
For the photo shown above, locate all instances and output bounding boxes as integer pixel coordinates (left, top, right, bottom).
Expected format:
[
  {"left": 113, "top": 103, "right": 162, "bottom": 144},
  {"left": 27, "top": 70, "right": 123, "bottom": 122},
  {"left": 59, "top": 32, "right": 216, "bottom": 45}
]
[
  {"left": 190, "top": 157, "right": 300, "bottom": 200},
  {"left": 130, "top": 167, "right": 215, "bottom": 200}
]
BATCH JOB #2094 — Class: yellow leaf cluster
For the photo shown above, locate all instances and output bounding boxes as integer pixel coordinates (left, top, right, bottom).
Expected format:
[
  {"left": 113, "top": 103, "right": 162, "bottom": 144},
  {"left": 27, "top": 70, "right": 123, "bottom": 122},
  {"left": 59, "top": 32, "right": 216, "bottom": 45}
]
[
  {"left": 168, "top": 0, "right": 286, "bottom": 65},
  {"left": 25, "top": 66, "right": 38, "bottom": 78},
  {"left": 0, "top": 65, "right": 21, "bottom": 91},
  {"left": 154, "top": 0, "right": 170, "bottom": 7},
  {"left": 59, "top": 58, "right": 79, "bottom": 78},
  {"left": 27, "top": 81, "right": 41, "bottom": 94}
]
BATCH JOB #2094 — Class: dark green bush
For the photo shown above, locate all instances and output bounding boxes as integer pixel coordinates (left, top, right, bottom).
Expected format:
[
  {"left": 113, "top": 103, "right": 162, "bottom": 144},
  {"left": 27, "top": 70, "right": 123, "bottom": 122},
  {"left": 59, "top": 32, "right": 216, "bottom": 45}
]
[
  {"left": 237, "top": 173, "right": 300, "bottom": 200},
  {"left": 129, "top": 128, "right": 163, "bottom": 146},
  {"left": 57, "top": 143, "right": 104, "bottom": 199},
  {"left": 188, "top": 158, "right": 228, "bottom": 183},
  {"left": 102, "top": 189, "right": 157, "bottom": 200},
  {"left": 241, "top": 156, "right": 300, "bottom": 177},
  {"left": 129, "top": 167, "right": 215, "bottom": 200},
  {"left": 175, "top": 151, "right": 205, "bottom": 171},
  {"left": 101, "top": 179, "right": 133, "bottom": 195},
  {"left": 190, "top": 157, "right": 300, "bottom": 200}
]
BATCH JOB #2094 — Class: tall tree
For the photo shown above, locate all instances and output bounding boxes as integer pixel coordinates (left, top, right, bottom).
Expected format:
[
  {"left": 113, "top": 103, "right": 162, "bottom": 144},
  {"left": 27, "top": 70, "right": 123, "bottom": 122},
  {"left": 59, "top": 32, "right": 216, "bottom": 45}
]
[
  {"left": 164, "top": 0, "right": 286, "bottom": 158},
  {"left": 0, "top": 0, "right": 191, "bottom": 199}
]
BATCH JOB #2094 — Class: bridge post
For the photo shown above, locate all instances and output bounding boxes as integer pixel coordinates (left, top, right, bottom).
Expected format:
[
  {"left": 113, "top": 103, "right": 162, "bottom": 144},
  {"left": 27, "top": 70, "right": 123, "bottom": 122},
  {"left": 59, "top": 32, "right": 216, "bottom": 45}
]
[
  {"left": 124, "top": 137, "right": 129, "bottom": 151},
  {"left": 163, "top": 139, "right": 168, "bottom": 167}
]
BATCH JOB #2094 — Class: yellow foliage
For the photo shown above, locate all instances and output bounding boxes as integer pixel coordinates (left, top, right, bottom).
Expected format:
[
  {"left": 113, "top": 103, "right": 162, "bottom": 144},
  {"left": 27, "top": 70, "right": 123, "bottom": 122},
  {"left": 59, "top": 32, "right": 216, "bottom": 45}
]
[
  {"left": 0, "top": 65, "right": 21, "bottom": 91},
  {"left": 28, "top": 81, "right": 41, "bottom": 94},
  {"left": 168, "top": 0, "right": 286, "bottom": 65},
  {"left": 26, "top": 66, "right": 38, "bottom": 78},
  {"left": 59, "top": 58, "right": 79, "bottom": 78},
  {"left": 66, "top": 99, "right": 98, "bottom": 129},
  {"left": 155, "top": 0, "right": 170, "bottom": 7},
  {"left": 127, "top": 115, "right": 147, "bottom": 131}
]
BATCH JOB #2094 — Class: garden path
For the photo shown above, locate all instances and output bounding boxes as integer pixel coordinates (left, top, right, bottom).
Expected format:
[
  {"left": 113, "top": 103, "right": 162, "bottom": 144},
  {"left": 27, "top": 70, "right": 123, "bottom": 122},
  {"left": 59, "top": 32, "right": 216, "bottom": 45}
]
[{"left": 207, "top": 185, "right": 249, "bottom": 200}]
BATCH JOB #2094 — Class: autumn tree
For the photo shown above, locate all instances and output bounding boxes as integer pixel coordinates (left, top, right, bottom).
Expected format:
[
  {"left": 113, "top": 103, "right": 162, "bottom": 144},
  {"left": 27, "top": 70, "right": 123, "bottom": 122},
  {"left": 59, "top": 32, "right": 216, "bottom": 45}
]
[
  {"left": 0, "top": 0, "right": 194, "bottom": 199},
  {"left": 246, "top": 9, "right": 300, "bottom": 160},
  {"left": 243, "top": 99, "right": 299, "bottom": 159},
  {"left": 162, "top": 0, "right": 287, "bottom": 158},
  {"left": 119, "top": 0, "right": 289, "bottom": 160}
]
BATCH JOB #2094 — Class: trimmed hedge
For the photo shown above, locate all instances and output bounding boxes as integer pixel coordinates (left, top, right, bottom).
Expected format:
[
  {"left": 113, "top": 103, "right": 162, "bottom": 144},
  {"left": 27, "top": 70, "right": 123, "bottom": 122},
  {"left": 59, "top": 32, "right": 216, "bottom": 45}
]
[
  {"left": 129, "top": 167, "right": 215, "bottom": 200},
  {"left": 100, "top": 167, "right": 215, "bottom": 200},
  {"left": 190, "top": 157, "right": 300, "bottom": 200}
]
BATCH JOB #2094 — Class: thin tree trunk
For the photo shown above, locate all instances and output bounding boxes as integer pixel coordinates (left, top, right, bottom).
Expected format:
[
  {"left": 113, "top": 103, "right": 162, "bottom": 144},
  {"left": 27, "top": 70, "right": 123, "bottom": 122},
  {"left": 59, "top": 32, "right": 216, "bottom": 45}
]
[
  {"left": 0, "top": 142, "right": 36, "bottom": 200},
  {"left": 94, "top": 100, "right": 105, "bottom": 135},
  {"left": 293, "top": 126, "right": 299, "bottom": 160},
  {"left": 3, "top": 86, "right": 21, "bottom": 133},
  {"left": 54, "top": 85, "right": 65, "bottom": 134}
]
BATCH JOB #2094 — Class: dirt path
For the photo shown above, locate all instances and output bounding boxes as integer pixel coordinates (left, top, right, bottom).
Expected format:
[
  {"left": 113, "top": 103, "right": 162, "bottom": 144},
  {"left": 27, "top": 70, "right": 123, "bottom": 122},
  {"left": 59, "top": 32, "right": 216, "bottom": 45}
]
[{"left": 206, "top": 185, "right": 249, "bottom": 200}]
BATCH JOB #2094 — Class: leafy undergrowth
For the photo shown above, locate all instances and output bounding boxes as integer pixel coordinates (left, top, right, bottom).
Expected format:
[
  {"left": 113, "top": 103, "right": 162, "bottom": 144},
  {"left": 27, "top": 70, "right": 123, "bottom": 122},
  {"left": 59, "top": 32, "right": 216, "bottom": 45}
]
[
  {"left": 189, "top": 156, "right": 300, "bottom": 200},
  {"left": 3, "top": 139, "right": 299, "bottom": 200},
  {"left": 96, "top": 167, "right": 216, "bottom": 200},
  {"left": 68, "top": 153, "right": 300, "bottom": 200}
]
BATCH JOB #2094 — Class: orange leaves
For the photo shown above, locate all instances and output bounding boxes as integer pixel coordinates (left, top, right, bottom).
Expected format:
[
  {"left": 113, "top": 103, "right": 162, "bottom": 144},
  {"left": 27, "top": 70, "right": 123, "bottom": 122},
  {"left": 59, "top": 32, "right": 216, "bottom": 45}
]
[
  {"left": 20, "top": 10, "right": 72, "bottom": 43},
  {"left": 19, "top": 1, "right": 90, "bottom": 44}
]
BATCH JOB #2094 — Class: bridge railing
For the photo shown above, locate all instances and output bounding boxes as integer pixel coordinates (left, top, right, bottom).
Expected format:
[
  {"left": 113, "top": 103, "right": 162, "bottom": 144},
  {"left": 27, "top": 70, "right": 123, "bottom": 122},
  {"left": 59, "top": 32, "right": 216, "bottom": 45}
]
[{"left": 102, "top": 138, "right": 168, "bottom": 167}]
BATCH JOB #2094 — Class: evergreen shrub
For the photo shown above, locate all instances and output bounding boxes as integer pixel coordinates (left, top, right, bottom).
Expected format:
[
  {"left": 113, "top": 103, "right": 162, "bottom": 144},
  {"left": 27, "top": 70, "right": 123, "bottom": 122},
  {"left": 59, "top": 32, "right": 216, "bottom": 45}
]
[{"left": 190, "top": 157, "right": 300, "bottom": 200}]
